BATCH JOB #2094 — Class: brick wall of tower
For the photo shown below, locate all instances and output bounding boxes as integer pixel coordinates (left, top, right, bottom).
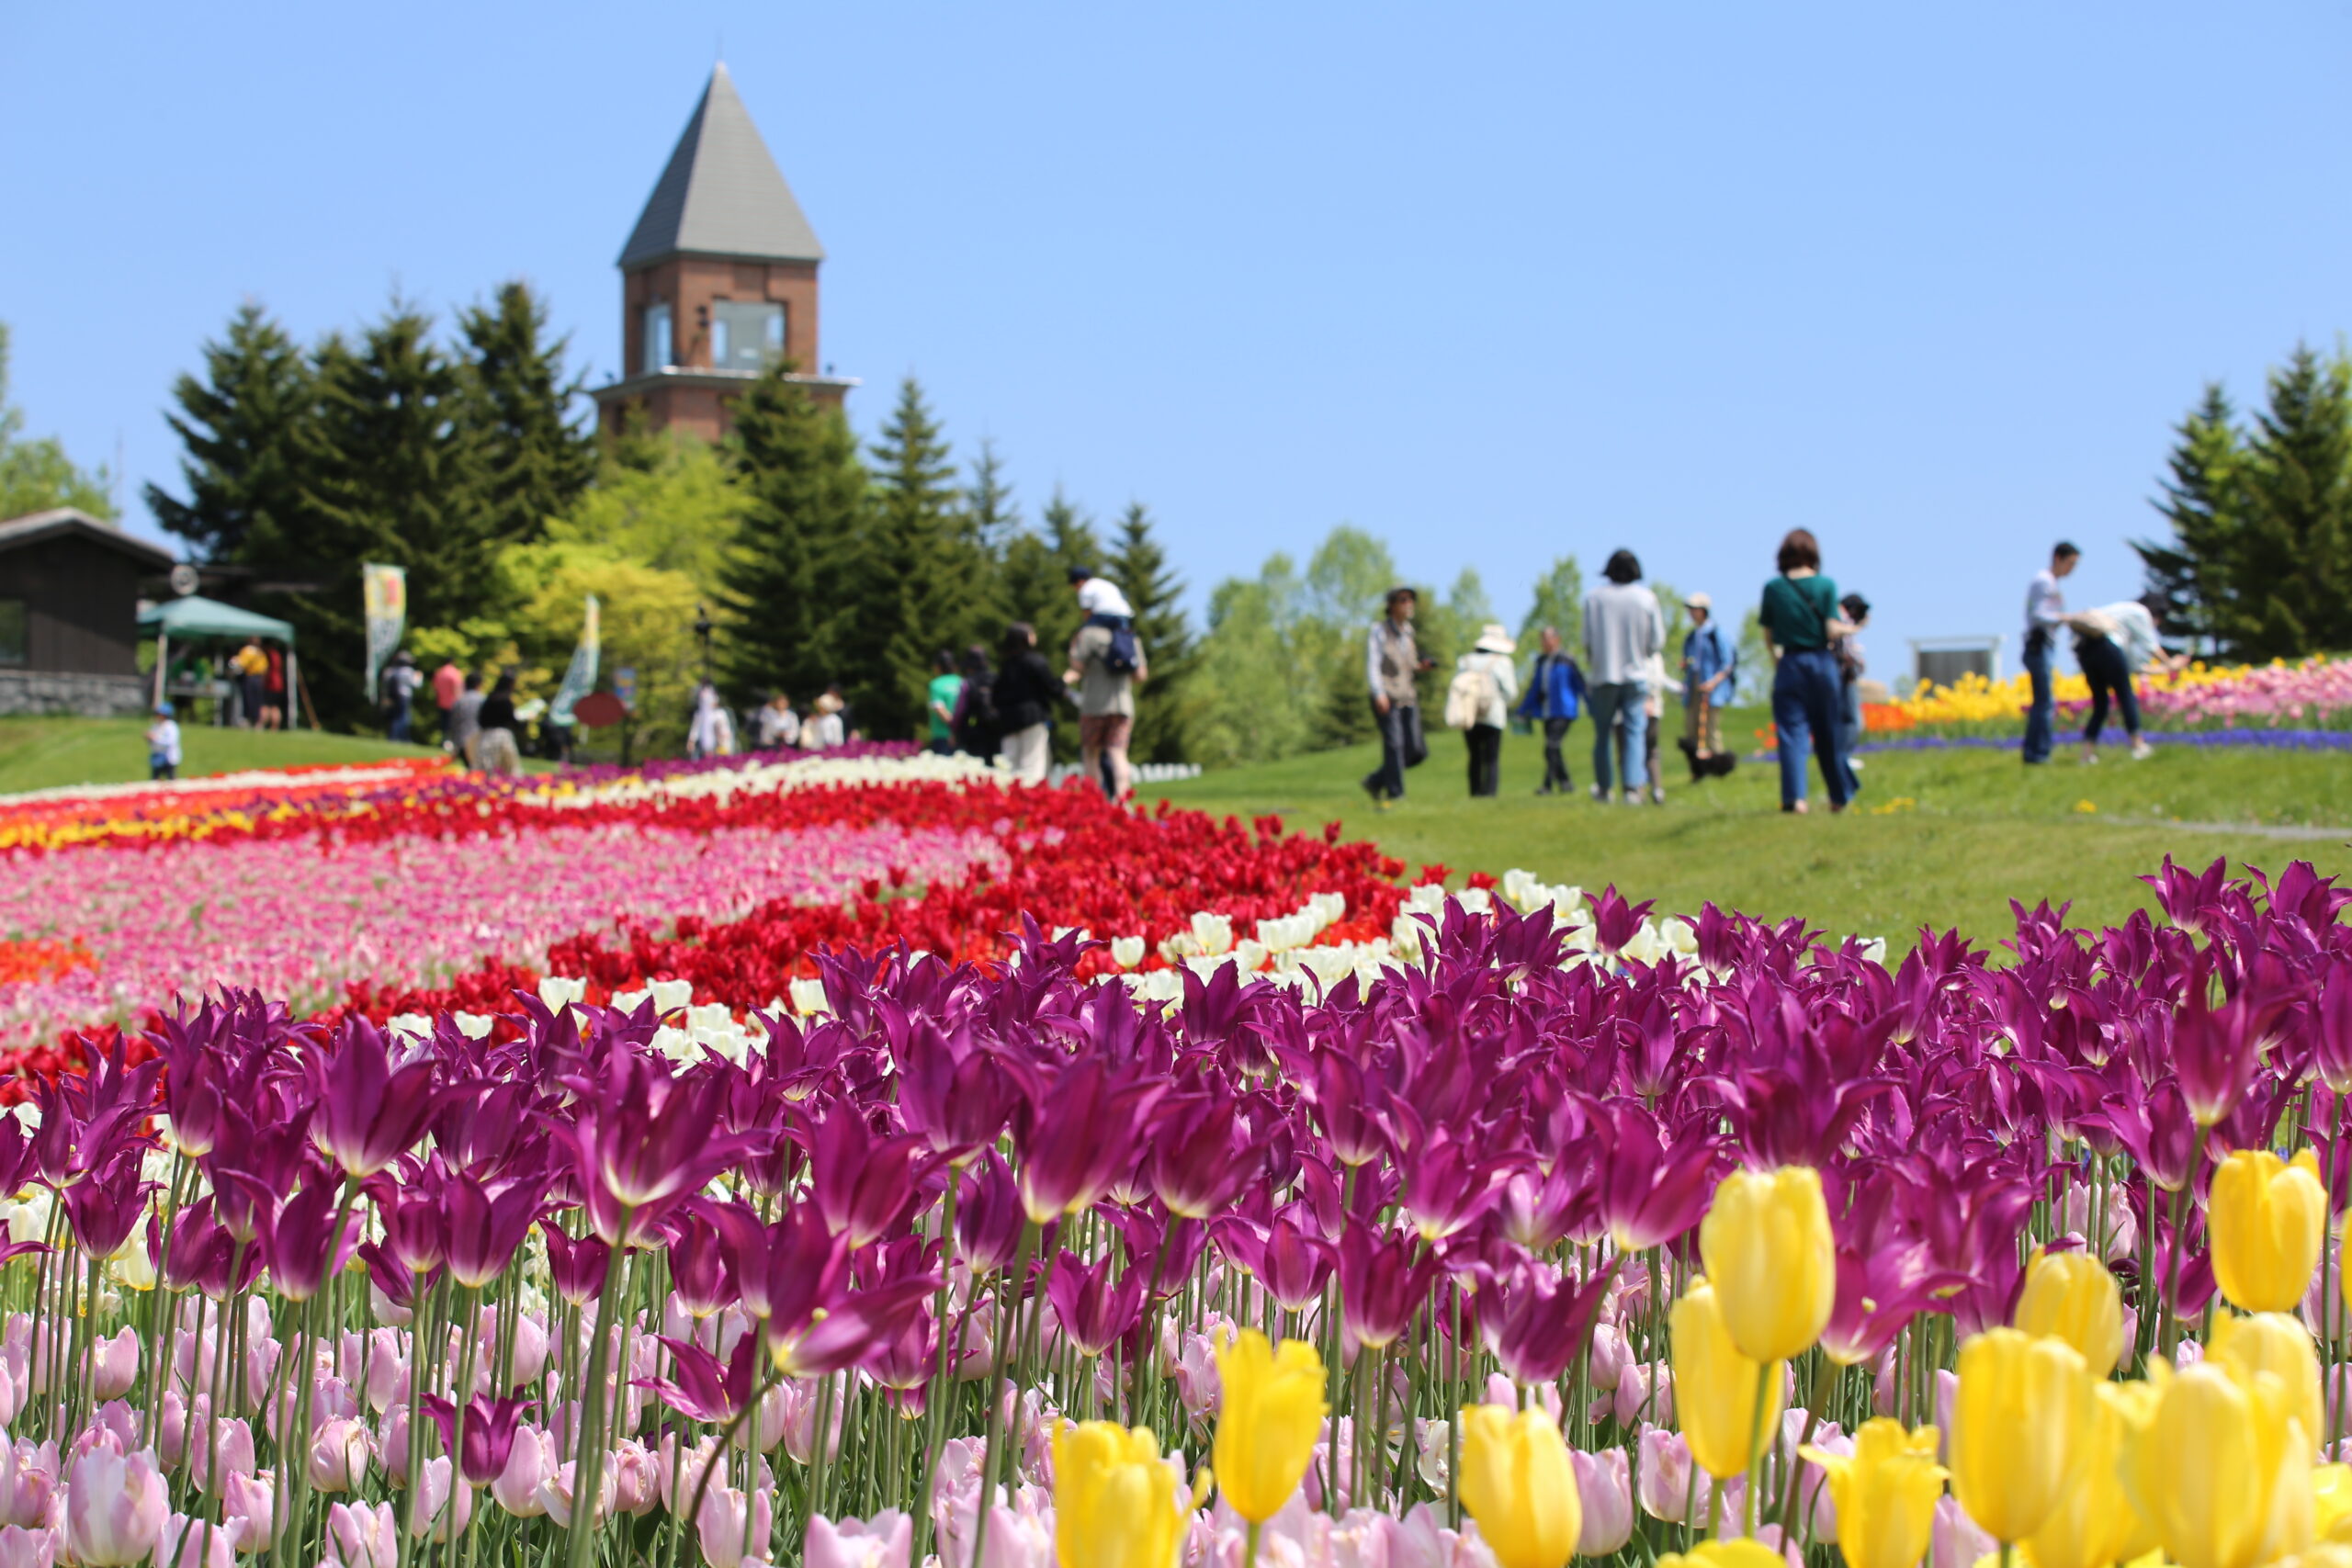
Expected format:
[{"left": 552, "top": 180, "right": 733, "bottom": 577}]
[{"left": 600, "top": 255, "right": 831, "bottom": 441}]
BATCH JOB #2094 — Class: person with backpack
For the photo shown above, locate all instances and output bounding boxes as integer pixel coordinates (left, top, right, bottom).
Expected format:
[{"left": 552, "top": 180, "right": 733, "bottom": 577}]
[
  {"left": 1513, "top": 626, "right": 1586, "bottom": 795},
  {"left": 996, "top": 623, "right": 1063, "bottom": 784},
  {"left": 1449, "top": 624, "right": 1520, "bottom": 797},
  {"left": 1362, "top": 586, "right": 1434, "bottom": 811},
  {"left": 1758, "top": 527, "right": 1859, "bottom": 814},
  {"left": 1679, "top": 592, "right": 1737, "bottom": 781},
  {"left": 1067, "top": 608, "right": 1148, "bottom": 801},
  {"left": 951, "top": 644, "right": 999, "bottom": 758},
  {"left": 1582, "top": 550, "right": 1666, "bottom": 805}
]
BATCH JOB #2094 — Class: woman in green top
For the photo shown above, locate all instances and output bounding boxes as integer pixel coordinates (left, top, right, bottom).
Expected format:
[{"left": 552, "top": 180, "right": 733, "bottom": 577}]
[
  {"left": 1758, "top": 528, "right": 1859, "bottom": 813},
  {"left": 926, "top": 649, "right": 966, "bottom": 756}
]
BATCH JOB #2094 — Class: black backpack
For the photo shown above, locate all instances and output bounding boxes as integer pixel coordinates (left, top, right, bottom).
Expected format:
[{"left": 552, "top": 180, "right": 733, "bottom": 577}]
[{"left": 1102, "top": 622, "right": 1140, "bottom": 676}]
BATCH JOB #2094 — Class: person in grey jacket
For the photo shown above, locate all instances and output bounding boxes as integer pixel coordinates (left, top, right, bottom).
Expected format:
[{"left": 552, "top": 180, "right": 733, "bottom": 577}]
[{"left": 1582, "top": 549, "right": 1667, "bottom": 804}]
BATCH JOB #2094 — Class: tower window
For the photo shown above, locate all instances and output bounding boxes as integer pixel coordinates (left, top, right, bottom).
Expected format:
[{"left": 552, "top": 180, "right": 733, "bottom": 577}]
[
  {"left": 711, "top": 301, "right": 786, "bottom": 372},
  {"left": 642, "top": 303, "right": 673, "bottom": 374}
]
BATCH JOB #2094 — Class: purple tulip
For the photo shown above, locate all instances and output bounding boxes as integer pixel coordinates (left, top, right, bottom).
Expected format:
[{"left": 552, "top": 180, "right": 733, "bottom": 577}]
[
  {"left": 1011, "top": 1057, "right": 1168, "bottom": 1225},
  {"left": 443, "top": 1174, "right": 544, "bottom": 1289},
  {"left": 808, "top": 1107, "right": 938, "bottom": 1249},
  {"left": 1591, "top": 1103, "right": 1719, "bottom": 1251},
  {"left": 1337, "top": 1224, "right": 1437, "bottom": 1349},
  {"left": 1046, "top": 1249, "right": 1147, "bottom": 1357},
  {"left": 537, "top": 1221, "right": 612, "bottom": 1306},
  {"left": 420, "top": 1394, "right": 532, "bottom": 1485},
  {"left": 307, "top": 1018, "right": 459, "bottom": 1179},
  {"left": 635, "top": 1334, "right": 760, "bottom": 1426},
  {"left": 1148, "top": 1091, "right": 1266, "bottom": 1219},
  {"left": 1483, "top": 1260, "right": 1612, "bottom": 1386},
  {"left": 555, "top": 1049, "right": 750, "bottom": 1247},
  {"left": 950, "top": 1150, "right": 1026, "bottom": 1276}
]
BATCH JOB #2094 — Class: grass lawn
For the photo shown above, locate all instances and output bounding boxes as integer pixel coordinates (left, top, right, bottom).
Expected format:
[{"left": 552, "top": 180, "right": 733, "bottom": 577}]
[
  {"left": 1148, "top": 705, "right": 2352, "bottom": 951},
  {"left": 0, "top": 716, "right": 446, "bottom": 795}
]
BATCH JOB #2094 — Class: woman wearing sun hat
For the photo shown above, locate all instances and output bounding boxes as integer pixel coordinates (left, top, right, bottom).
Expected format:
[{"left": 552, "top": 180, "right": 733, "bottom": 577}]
[{"left": 1453, "top": 623, "right": 1521, "bottom": 797}]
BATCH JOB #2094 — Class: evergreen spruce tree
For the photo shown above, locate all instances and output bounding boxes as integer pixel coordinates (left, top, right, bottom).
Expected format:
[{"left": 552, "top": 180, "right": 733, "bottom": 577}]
[
  {"left": 860, "top": 378, "right": 989, "bottom": 732},
  {"left": 1002, "top": 487, "right": 1101, "bottom": 661},
  {"left": 255, "top": 305, "right": 497, "bottom": 727},
  {"left": 457, "top": 282, "right": 595, "bottom": 547},
  {"left": 145, "top": 303, "right": 311, "bottom": 559},
  {"left": 1109, "top": 502, "right": 1195, "bottom": 762},
  {"left": 2235, "top": 345, "right": 2352, "bottom": 659},
  {"left": 2134, "top": 384, "right": 2242, "bottom": 652},
  {"left": 718, "top": 363, "right": 867, "bottom": 718}
]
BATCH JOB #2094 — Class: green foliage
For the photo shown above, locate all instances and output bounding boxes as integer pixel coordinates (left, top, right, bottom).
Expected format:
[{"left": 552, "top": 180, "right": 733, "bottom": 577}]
[
  {"left": 1517, "top": 556, "right": 1584, "bottom": 657},
  {"left": 548, "top": 434, "right": 746, "bottom": 593},
  {"left": 2137, "top": 344, "right": 2352, "bottom": 660},
  {"left": 1191, "top": 554, "right": 1317, "bottom": 767},
  {"left": 146, "top": 304, "right": 307, "bottom": 558},
  {"left": 716, "top": 362, "right": 867, "bottom": 718},
  {"left": 505, "top": 541, "right": 702, "bottom": 754},
  {"left": 860, "top": 378, "right": 993, "bottom": 734},
  {"left": 0, "top": 322, "right": 115, "bottom": 521},
  {"left": 1112, "top": 502, "right": 1194, "bottom": 763},
  {"left": 456, "top": 282, "right": 596, "bottom": 548}
]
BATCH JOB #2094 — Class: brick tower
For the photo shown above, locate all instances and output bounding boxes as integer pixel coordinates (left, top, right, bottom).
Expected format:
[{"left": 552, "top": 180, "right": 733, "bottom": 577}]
[{"left": 591, "top": 64, "right": 854, "bottom": 441}]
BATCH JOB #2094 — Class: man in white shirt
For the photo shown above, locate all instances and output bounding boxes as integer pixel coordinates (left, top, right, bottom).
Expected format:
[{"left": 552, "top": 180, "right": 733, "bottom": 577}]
[{"left": 2021, "top": 542, "right": 2078, "bottom": 765}]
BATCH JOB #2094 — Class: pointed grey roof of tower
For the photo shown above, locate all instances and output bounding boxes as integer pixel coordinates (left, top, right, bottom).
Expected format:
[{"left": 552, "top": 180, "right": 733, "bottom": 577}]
[{"left": 618, "top": 64, "right": 824, "bottom": 268}]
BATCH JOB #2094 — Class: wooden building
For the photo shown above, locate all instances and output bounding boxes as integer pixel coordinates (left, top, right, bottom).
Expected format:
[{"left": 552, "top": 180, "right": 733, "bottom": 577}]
[{"left": 0, "top": 508, "right": 178, "bottom": 716}]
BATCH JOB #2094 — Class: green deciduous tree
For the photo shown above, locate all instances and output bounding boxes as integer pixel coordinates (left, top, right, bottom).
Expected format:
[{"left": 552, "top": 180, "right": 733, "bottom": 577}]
[
  {"left": 1517, "top": 555, "right": 1584, "bottom": 659},
  {"left": 0, "top": 322, "right": 115, "bottom": 521},
  {"left": 145, "top": 303, "right": 307, "bottom": 558},
  {"left": 550, "top": 434, "right": 747, "bottom": 594}
]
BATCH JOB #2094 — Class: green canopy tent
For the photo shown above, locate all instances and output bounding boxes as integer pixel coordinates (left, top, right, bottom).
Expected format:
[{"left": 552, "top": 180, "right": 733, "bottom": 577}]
[{"left": 137, "top": 596, "right": 313, "bottom": 728}]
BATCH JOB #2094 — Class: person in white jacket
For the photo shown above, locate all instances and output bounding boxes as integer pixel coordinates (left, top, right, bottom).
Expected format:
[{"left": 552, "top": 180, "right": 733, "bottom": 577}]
[{"left": 1454, "top": 623, "right": 1521, "bottom": 797}]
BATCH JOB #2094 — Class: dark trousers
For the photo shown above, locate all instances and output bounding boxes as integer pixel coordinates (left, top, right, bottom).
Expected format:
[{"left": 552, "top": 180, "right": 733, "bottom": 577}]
[
  {"left": 1837, "top": 676, "right": 1864, "bottom": 796},
  {"left": 1539, "top": 716, "right": 1573, "bottom": 791},
  {"left": 1772, "top": 649, "right": 1850, "bottom": 808},
  {"left": 388, "top": 698, "right": 413, "bottom": 743},
  {"left": 1466, "top": 723, "right": 1502, "bottom": 796},
  {"left": 1364, "top": 701, "right": 1423, "bottom": 799},
  {"left": 2023, "top": 632, "right": 2054, "bottom": 763},
  {"left": 2077, "top": 635, "right": 2141, "bottom": 740}
]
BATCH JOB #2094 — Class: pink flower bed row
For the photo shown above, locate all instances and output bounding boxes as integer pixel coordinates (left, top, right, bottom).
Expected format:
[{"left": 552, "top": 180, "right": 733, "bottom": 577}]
[{"left": 0, "top": 821, "right": 1001, "bottom": 1047}]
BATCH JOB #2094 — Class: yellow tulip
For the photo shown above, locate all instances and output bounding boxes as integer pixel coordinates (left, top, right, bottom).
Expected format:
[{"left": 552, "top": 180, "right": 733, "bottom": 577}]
[
  {"left": 1657, "top": 1543, "right": 1794, "bottom": 1568},
  {"left": 2209, "top": 1148, "right": 2328, "bottom": 1314},
  {"left": 2209, "top": 1312, "right": 2324, "bottom": 1452},
  {"left": 1950, "top": 1327, "right": 2093, "bottom": 1544},
  {"left": 1050, "top": 1420, "right": 1186, "bottom": 1568},
  {"left": 2014, "top": 1249, "right": 2125, "bottom": 1378},
  {"left": 1211, "top": 1328, "right": 1327, "bottom": 1524},
  {"left": 1800, "top": 1418, "right": 1946, "bottom": 1568},
  {"left": 1457, "top": 1404, "right": 1580, "bottom": 1568},
  {"left": 2125, "top": 1360, "right": 2312, "bottom": 1568},
  {"left": 1698, "top": 1165, "right": 1837, "bottom": 1362},
  {"left": 1671, "top": 1278, "right": 1786, "bottom": 1481},
  {"left": 2021, "top": 1383, "right": 2151, "bottom": 1568},
  {"left": 2313, "top": 1464, "right": 2352, "bottom": 1545}
]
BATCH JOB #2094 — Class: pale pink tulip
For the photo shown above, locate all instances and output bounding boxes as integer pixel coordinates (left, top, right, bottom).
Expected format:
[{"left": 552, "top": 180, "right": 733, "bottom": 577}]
[
  {"left": 806, "top": 1511, "right": 910, "bottom": 1568},
  {"left": 319, "top": 1502, "right": 398, "bottom": 1568},
  {"left": 408, "top": 1458, "right": 471, "bottom": 1544},
  {"left": 308, "top": 1418, "right": 371, "bottom": 1494},
  {"left": 1931, "top": 1495, "right": 1995, "bottom": 1568},
  {"left": 0, "top": 1525, "right": 52, "bottom": 1568},
  {"left": 611, "top": 1440, "right": 660, "bottom": 1518},
  {"left": 153, "top": 1513, "right": 236, "bottom": 1568},
  {"left": 697, "top": 1483, "right": 775, "bottom": 1568},
  {"left": 219, "top": 1470, "right": 273, "bottom": 1554},
  {"left": 491, "top": 1427, "right": 553, "bottom": 1519},
  {"left": 88, "top": 1332, "right": 138, "bottom": 1403},
  {"left": 362, "top": 1331, "right": 406, "bottom": 1416},
  {"left": 59, "top": 1440, "right": 165, "bottom": 1566},
  {"left": 1635, "top": 1425, "right": 1698, "bottom": 1524},
  {"left": 1572, "top": 1447, "right": 1634, "bottom": 1553},
  {"left": 4, "top": 1443, "right": 56, "bottom": 1530},
  {"left": 186, "top": 1418, "right": 254, "bottom": 1496}
]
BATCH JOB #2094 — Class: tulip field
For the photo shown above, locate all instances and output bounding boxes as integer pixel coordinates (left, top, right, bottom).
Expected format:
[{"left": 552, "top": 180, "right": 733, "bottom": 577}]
[{"left": 2, "top": 745, "right": 2350, "bottom": 1568}]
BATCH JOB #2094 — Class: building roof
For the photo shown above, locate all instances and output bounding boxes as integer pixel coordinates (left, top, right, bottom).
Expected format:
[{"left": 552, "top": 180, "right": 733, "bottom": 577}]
[
  {"left": 619, "top": 64, "right": 824, "bottom": 269},
  {"left": 0, "top": 509, "right": 177, "bottom": 570},
  {"left": 138, "top": 594, "right": 296, "bottom": 647}
]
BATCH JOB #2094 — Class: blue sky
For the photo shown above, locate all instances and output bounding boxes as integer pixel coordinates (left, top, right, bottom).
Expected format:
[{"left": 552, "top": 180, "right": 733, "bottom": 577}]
[{"left": 5, "top": 3, "right": 2348, "bottom": 682}]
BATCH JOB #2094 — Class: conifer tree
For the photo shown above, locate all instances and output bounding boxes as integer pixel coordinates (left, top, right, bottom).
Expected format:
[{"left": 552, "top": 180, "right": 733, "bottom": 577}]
[
  {"left": 966, "top": 439, "right": 1021, "bottom": 556},
  {"left": 457, "top": 282, "right": 594, "bottom": 547},
  {"left": 1109, "top": 502, "right": 1195, "bottom": 762},
  {"left": 2134, "top": 384, "right": 2241, "bottom": 650},
  {"left": 718, "top": 363, "right": 867, "bottom": 718},
  {"left": 255, "top": 304, "right": 496, "bottom": 726},
  {"left": 1002, "top": 487, "right": 1101, "bottom": 665},
  {"left": 2235, "top": 345, "right": 2352, "bottom": 659},
  {"left": 860, "top": 378, "right": 988, "bottom": 731},
  {"left": 145, "top": 303, "right": 310, "bottom": 558}
]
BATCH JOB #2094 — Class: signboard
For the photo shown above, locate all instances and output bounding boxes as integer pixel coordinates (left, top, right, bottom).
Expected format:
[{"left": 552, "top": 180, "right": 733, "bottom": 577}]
[
  {"left": 548, "top": 594, "right": 601, "bottom": 727},
  {"left": 613, "top": 666, "right": 638, "bottom": 712},
  {"left": 360, "top": 563, "right": 407, "bottom": 705},
  {"left": 571, "top": 692, "right": 627, "bottom": 729}
]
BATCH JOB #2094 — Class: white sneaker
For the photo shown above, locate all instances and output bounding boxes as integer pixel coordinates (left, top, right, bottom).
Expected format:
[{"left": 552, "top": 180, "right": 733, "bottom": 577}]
[
  {"left": 2081, "top": 748, "right": 2099, "bottom": 765},
  {"left": 2131, "top": 739, "right": 2154, "bottom": 761}
]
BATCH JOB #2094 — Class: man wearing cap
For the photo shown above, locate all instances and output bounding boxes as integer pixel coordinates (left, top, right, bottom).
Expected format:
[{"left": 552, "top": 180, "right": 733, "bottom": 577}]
[
  {"left": 1680, "top": 592, "right": 1736, "bottom": 770},
  {"left": 1363, "top": 586, "right": 1433, "bottom": 809}
]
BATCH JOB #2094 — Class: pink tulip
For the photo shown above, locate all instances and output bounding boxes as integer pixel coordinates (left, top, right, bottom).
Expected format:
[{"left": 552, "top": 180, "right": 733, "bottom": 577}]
[
  {"left": 1613, "top": 1360, "right": 1673, "bottom": 1427},
  {"left": 1635, "top": 1425, "right": 1698, "bottom": 1524},
  {"left": 319, "top": 1502, "right": 398, "bottom": 1568},
  {"left": 1572, "top": 1447, "right": 1634, "bottom": 1553},
  {"left": 152, "top": 1515, "right": 235, "bottom": 1568},
  {"left": 536, "top": 1459, "right": 614, "bottom": 1530},
  {"left": 806, "top": 1511, "right": 911, "bottom": 1568},
  {"left": 4, "top": 1443, "right": 56, "bottom": 1530},
  {"left": 1932, "top": 1495, "right": 1995, "bottom": 1568},
  {"left": 363, "top": 1332, "right": 406, "bottom": 1416},
  {"left": 88, "top": 1331, "right": 138, "bottom": 1402},
  {"left": 0, "top": 1363, "right": 22, "bottom": 1430},
  {"left": 60, "top": 1439, "right": 165, "bottom": 1566},
  {"left": 0, "top": 1525, "right": 52, "bottom": 1568},
  {"left": 697, "top": 1483, "right": 775, "bottom": 1568},
  {"left": 219, "top": 1470, "right": 274, "bottom": 1554},
  {"left": 610, "top": 1440, "right": 661, "bottom": 1517},
  {"left": 186, "top": 1419, "right": 254, "bottom": 1496},
  {"left": 309, "top": 1418, "right": 372, "bottom": 1493},
  {"left": 490, "top": 1427, "right": 553, "bottom": 1519},
  {"left": 373, "top": 1408, "right": 409, "bottom": 1487},
  {"left": 408, "top": 1458, "right": 471, "bottom": 1544}
]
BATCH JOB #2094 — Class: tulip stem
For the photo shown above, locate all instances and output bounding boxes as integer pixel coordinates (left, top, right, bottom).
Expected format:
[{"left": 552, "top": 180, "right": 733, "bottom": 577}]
[
  {"left": 969, "top": 1217, "right": 1038, "bottom": 1568},
  {"left": 1743, "top": 1359, "right": 1772, "bottom": 1538},
  {"left": 1777, "top": 1357, "right": 1837, "bottom": 1542},
  {"left": 1245, "top": 1519, "right": 1262, "bottom": 1565},
  {"left": 564, "top": 1226, "right": 631, "bottom": 1568}
]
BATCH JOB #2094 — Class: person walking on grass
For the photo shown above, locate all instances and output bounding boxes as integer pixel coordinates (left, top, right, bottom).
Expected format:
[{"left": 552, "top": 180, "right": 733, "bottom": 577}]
[
  {"left": 1835, "top": 592, "right": 1871, "bottom": 796},
  {"left": 1759, "top": 527, "right": 1858, "bottom": 814},
  {"left": 2073, "top": 594, "right": 2188, "bottom": 764},
  {"left": 926, "top": 650, "right": 965, "bottom": 758},
  {"left": 1679, "top": 592, "right": 1735, "bottom": 778},
  {"left": 146, "top": 703, "right": 182, "bottom": 782},
  {"left": 1362, "top": 586, "right": 1433, "bottom": 811},
  {"left": 447, "top": 671, "right": 485, "bottom": 769},
  {"left": 994, "top": 623, "right": 1061, "bottom": 784},
  {"left": 475, "top": 672, "right": 522, "bottom": 777},
  {"left": 1450, "top": 623, "right": 1519, "bottom": 797},
  {"left": 2022, "top": 541, "right": 2079, "bottom": 765},
  {"left": 1583, "top": 550, "right": 1665, "bottom": 806},
  {"left": 1515, "top": 626, "right": 1587, "bottom": 795},
  {"left": 432, "top": 657, "right": 462, "bottom": 743}
]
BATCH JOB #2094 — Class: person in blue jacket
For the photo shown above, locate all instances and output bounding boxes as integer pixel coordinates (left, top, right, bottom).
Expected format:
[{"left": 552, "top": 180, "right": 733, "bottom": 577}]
[
  {"left": 1679, "top": 592, "right": 1737, "bottom": 779},
  {"left": 1514, "top": 626, "right": 1588, "bottom": 795}
]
